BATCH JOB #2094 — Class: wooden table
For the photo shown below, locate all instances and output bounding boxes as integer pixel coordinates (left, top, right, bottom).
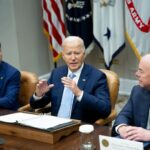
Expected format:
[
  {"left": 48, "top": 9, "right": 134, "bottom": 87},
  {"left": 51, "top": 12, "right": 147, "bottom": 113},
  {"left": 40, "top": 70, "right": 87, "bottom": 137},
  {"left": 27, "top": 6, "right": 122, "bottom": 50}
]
[
  {"left": 0, "top": 109, "right": 111, "bottom": 150},
  {"left": 0, "top": 125, "right": 111, "bottom": 150},
  {"left": 0, "top": 109, "right": 149, "bottom": 150}
]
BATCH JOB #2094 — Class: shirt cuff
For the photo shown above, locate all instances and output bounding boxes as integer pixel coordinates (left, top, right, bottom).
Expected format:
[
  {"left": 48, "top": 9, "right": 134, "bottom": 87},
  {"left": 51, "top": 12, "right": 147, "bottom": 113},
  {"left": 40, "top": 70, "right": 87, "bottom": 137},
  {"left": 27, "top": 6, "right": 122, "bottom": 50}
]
[
  {"left": 33, "top": 93, "right": 43, "bottom": 100},
  {"left": 115, "top": 124, "right": 127, "bottom": 134},
  {"left": 76, "top": 91, "right": 84, "bottom": 102}
]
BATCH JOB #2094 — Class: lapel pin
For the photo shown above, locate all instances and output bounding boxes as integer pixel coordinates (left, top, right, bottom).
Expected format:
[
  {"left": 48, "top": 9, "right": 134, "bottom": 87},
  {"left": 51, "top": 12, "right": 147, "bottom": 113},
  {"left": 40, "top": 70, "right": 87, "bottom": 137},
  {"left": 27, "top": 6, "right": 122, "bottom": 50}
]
[
  {"left": 0, "top": 77, "right": 3, "bottom": 80},
  {"left": 82, "top": 79, "right": 86, "bottom": 82}
]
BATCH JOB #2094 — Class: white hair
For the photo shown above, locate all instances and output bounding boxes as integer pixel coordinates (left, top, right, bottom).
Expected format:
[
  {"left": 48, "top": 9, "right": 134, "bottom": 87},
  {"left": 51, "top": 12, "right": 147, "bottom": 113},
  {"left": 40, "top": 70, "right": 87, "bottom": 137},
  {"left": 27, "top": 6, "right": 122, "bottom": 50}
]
[{"left": 62, "top": 36, "right": 85, "bottom": 52}]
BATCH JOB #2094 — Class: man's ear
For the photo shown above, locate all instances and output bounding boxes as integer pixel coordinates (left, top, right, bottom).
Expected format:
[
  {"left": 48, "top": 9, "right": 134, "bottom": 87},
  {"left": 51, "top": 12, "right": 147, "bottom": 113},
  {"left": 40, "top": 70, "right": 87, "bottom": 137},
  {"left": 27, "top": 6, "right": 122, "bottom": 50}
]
[
  {"left": 61, "top": 51, "right": 64, "bottom": 59},
  {"left": 83, "top": 52, "right": 86, "bottom": 59}
]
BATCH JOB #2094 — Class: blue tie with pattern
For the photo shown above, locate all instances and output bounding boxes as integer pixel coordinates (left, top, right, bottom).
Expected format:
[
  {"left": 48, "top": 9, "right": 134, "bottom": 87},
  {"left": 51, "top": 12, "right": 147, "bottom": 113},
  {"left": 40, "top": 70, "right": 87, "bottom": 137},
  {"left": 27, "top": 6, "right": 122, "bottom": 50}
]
[{"left": 57, "top": 73, "right": 76, "bottom": 118}]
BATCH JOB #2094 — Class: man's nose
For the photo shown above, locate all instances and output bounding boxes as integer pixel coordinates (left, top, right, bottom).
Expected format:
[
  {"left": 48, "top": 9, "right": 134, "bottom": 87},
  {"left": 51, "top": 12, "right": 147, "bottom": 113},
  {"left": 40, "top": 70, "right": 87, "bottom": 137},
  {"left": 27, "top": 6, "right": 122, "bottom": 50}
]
[
  {"left": 135, "top": 71, "right": 139, "bottom": 78},
  {"left": 71, "top": 54, "right": 76, "bottom": 59}
]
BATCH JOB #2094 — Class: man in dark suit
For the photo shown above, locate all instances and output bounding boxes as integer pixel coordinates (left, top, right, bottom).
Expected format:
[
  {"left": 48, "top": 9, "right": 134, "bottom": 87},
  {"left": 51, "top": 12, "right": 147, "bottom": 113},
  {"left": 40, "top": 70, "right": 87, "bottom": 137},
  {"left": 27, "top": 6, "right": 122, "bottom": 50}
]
[
  {"left": 0, "top": 43, "right": 20, "bottom": 110},
  {"left": 30, "top": 36, "right": 111, "bottom": 123},
  {"left": 112, "top": 54, "right": 150, "bottom": 149}
]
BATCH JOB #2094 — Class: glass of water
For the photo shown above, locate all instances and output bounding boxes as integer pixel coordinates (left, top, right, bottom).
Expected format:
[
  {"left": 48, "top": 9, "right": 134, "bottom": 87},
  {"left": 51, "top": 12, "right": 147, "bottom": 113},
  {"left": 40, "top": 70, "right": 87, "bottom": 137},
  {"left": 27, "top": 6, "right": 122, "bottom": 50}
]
[{"left": 79, "top": 124, "right": 95, "bottom": 150}]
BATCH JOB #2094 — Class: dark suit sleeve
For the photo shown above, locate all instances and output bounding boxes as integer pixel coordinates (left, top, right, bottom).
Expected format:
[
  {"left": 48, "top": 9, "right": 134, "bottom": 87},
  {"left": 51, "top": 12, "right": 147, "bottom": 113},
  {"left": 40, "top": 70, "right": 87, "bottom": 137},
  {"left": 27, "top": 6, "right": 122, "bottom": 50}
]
[
  {"left": 0, "top": 70, "right": 20, "bottom": 110},
  {"left": 80, "top": 71, "right": 111, "bottom": 119},
  {"left": 112, "top": 87, "right": 135, "bottom": 136}
]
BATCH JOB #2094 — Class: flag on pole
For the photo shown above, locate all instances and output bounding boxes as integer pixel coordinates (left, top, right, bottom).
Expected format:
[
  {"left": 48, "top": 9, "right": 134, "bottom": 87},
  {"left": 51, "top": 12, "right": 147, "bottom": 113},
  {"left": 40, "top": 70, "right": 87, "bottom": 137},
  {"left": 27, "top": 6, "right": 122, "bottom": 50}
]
[
  {"left": 93, "top": 0, "right": 125, "bottom": 69},
  {"left": 65, "top": 0, "right": 94, "bottom": 54},
  {"left": 125, "top": 0, "right": 150, "bottom": 60},
  {"left": 42, "top": 0, "right": 66, "bottom": 62}
]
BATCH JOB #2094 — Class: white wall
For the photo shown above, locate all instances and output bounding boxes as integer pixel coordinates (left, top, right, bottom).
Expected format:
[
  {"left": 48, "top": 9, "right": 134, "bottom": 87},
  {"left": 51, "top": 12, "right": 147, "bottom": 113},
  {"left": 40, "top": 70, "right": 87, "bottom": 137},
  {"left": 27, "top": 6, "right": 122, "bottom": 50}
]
[
  {"left": 0, "top": 0, "right": 20, "bottom": 68},
  {"left": 0, "top": 0, "right": 54, "bottom": 76}
]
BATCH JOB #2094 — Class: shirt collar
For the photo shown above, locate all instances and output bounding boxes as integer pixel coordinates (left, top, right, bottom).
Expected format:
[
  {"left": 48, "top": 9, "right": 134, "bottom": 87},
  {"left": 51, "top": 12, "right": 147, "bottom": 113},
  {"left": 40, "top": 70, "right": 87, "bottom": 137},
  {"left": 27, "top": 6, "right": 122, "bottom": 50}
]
[{"left": 68, "top": 63, "right": 84, "bottom": 78}]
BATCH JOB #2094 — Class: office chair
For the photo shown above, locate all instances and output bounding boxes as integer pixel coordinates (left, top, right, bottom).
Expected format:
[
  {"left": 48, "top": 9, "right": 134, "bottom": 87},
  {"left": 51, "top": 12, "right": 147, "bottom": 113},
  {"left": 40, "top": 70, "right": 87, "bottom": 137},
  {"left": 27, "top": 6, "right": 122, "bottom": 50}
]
[
  {"left": 95, "top": 69, "right": 120, "bottom": 126},
  {"left": 18, "top": 71, "right": 38, "bottom": 111}
]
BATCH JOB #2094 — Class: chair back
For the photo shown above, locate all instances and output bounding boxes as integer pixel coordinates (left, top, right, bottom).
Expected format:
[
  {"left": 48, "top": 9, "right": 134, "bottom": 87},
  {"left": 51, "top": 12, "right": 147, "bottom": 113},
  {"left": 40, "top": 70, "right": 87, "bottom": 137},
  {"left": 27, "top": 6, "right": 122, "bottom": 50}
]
[
  {"left": 18, "top": 71, "right": 38, "bottom": 107},
  {"left": 95, "top": 69, "right": 119, "bottom": 125}
]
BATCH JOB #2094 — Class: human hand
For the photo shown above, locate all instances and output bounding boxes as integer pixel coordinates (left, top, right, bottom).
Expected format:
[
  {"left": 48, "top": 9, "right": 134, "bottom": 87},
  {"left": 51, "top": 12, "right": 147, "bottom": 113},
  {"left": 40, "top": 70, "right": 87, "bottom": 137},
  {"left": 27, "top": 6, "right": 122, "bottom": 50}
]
[
  {"left": 118, "top": 125, "right": 129, "bottom": 139},
  {"left": 61, "top": 77, "right": 82, "bottom": 97},
  {"left": 119, "top": 125, "right": 150, "bottom": 141},
  {"left": 35, "top": 80, "right": 54, "bottom": 97}
]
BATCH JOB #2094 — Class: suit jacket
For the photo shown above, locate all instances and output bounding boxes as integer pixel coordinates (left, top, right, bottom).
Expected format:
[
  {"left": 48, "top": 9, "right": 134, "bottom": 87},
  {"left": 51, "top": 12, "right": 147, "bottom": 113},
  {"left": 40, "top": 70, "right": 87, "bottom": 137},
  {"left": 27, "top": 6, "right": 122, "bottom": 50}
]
[
  {"left": 30, "top": 64, "right": 111, "bottom": 123},
  {"left": 112, "top": 85, "right": 150, "bottom": 136},
  {"left": 0, "top": 61, "right": 21, "bottom": 110}
]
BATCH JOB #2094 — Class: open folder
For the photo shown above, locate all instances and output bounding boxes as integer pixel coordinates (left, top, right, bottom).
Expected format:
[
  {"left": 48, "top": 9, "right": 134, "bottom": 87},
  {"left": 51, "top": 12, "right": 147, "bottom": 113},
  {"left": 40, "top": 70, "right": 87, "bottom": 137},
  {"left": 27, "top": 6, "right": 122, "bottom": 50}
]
[{"left": 0, "top": 112, "right": 76, "bottom": 131}]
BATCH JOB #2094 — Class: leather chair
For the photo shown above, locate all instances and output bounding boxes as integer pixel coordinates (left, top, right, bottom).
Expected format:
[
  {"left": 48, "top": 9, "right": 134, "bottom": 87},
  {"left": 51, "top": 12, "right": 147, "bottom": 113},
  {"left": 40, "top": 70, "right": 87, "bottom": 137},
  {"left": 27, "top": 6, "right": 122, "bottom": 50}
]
[
  {"left": 95, "top": 69, "right": 119, "bottom": 126},
  {"left": 18, "top": 71, "right": 38, "bottom": 111}
]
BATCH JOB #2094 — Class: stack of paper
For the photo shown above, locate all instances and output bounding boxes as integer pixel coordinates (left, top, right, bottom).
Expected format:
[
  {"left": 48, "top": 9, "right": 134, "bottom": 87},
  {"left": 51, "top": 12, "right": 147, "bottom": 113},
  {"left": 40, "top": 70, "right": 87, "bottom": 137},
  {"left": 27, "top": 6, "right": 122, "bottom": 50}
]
[{"left": 0, "top": 112, "right": 72, "bottom": 130}]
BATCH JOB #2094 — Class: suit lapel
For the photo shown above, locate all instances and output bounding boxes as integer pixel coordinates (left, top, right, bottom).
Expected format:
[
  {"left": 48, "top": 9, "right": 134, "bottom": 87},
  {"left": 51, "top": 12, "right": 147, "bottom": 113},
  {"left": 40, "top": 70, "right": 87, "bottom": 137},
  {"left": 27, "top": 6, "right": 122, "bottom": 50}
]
[
  {"left": 78, "top": 66, "right": 89, "bottom": 90},
  {"left": 0, "top": 64, "right": 5, "bottom": 90},
  {"left": 72, "top": 64, "right": 90, "bottom": 110},
  {"left": 139, "top": 90, "right": 150, "bottom": 128}
]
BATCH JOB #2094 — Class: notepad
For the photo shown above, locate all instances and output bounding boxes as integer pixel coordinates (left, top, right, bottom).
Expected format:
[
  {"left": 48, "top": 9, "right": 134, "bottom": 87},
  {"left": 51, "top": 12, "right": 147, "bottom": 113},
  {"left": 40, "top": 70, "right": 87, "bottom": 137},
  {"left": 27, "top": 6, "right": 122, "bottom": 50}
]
[{"left": 0, "top": 112, "right": 73, "bottom": 131}]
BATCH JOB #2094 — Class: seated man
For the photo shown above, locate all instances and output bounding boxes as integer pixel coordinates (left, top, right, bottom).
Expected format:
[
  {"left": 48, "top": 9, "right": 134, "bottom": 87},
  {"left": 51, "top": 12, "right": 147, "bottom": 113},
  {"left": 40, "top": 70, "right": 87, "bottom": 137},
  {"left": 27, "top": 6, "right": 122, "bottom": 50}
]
[
  {"left": 0, "top": 43, "right": 21, "bottom": 110},
  {"left": 30, "top": 36, "right": 111, "bottom": 123},
  {"left": 112, "top": 54, "right": 150, "bottom": 149}
]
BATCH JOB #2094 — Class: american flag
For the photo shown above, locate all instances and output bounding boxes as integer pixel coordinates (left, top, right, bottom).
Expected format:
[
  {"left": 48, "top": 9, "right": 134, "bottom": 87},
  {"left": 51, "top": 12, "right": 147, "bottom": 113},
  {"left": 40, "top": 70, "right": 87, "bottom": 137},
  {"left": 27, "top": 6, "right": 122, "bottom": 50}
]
[{"left": 42, "top": 0, "right": 66, "bottom": 62}]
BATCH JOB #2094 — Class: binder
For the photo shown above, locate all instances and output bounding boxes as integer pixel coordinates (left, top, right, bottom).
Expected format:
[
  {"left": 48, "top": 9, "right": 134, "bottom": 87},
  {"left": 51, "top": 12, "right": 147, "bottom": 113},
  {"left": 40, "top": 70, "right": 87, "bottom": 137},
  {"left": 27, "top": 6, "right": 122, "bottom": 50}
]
[{"left": 0, "top": 112, "right": 81, "bottom": 144}]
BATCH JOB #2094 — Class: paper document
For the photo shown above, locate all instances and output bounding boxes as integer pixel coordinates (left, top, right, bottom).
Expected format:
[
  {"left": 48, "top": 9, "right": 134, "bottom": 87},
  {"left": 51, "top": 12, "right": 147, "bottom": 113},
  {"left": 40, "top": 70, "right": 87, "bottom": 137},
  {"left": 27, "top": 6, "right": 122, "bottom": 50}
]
[
  {"left": 0, "top": 112, "right": 37, "bottom": 123},
  {"left": 0, "top": 112, "right": 72, "bottom": 130},
  {"left": 99, "top": 135, "right": 143, "bottom": 150}
]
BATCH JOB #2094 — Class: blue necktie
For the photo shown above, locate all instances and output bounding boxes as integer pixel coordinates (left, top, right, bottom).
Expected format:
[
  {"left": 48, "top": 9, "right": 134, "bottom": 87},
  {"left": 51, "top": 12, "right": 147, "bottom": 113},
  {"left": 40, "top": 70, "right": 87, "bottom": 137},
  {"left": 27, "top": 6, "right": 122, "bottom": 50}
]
[{"left": 57, "top": 73, "right": 76, "bottom": 118}]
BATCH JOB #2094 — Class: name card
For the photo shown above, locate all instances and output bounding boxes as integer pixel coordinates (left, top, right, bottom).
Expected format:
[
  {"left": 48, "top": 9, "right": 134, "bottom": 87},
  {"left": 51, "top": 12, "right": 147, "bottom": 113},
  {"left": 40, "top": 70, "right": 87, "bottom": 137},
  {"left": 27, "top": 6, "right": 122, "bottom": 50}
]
[{"left": 99, "top": 135, "right": 143, "bottom": 150}]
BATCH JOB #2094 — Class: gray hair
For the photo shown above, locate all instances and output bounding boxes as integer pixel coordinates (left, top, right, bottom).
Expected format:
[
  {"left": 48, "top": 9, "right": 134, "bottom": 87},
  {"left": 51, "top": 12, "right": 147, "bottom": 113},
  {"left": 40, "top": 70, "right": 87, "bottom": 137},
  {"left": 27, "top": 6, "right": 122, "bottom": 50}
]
[{"left": 62, "top": 36, "right": 85, "bottom": 52}]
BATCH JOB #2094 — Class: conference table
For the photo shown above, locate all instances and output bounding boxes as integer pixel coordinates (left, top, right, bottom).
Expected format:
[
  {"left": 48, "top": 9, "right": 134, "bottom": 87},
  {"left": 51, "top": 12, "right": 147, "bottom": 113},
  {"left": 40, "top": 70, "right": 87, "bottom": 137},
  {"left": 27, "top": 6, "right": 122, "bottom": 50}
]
[
  {"left": 0, "top": 109, "right": 149, "bottom": 150},
  {"left": 0, "top": 109, "right": 112, "bottom": 150}
]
